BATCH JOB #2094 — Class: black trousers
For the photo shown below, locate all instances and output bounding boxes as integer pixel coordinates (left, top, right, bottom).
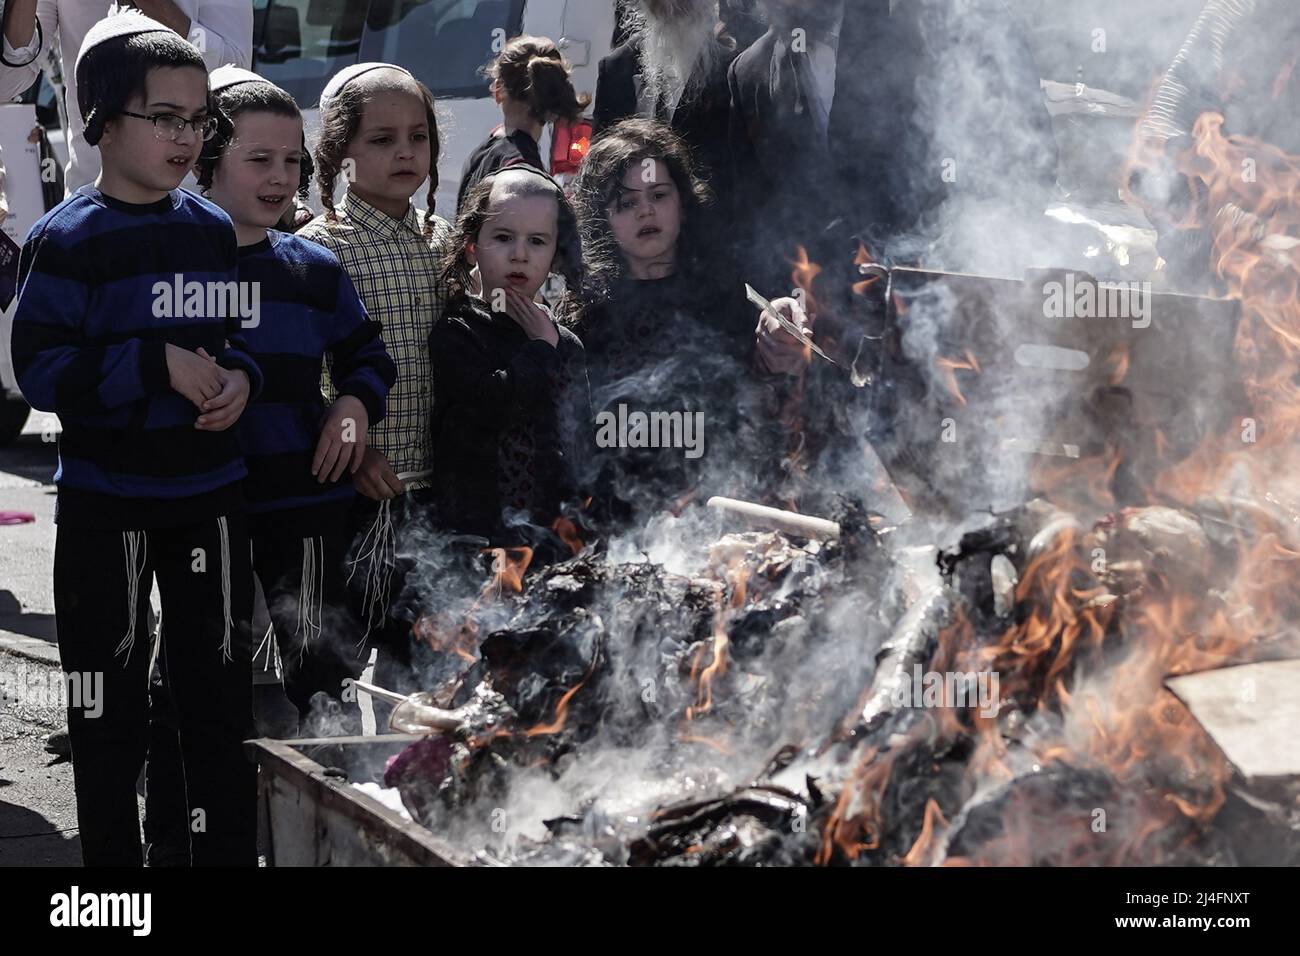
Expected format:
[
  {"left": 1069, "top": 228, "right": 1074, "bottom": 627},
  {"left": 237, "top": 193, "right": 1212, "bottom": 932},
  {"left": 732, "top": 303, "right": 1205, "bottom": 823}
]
[
  {"left": 252, "top": 504, "right": 366, "bottom": 719},
  {"left": 53, "top": 515, "right": 255, "bottom": 867},
  {"left": 344, "top": 490, "right": 435, "bottom": 729},
  {"left": 145, "top": 505, "right": 365, "bottom": 862}
]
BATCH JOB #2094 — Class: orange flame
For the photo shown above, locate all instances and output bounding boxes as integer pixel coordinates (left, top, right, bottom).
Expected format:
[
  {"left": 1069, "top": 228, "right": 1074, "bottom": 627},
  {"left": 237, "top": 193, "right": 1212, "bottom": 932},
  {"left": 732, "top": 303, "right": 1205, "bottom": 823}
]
[
  {"left": 685, "top": 562, "right": 749, "bottom": 721},
  {"left": 852, "top": 240, "right": 881, "bottom": 296},
  {"left": 481, "top": 546, "right": 533, "bottom": 598},
  {"left": 551, "top": 516, "right": 584, "bottom": 557},
  {"left": 934, "top": 349, "right": 982, "bottom": 406},
  {"left": 523, "top": 673, "right": 590, "bottom": 738},
  {"left": 901, "top": 799, "right": 950, "bottom": 867},
  {"left": 412, "top": 612, "right": 480, "bottom": 664},
  {"left": 816, "top": 745, "right": 897, "bottom": 864}
]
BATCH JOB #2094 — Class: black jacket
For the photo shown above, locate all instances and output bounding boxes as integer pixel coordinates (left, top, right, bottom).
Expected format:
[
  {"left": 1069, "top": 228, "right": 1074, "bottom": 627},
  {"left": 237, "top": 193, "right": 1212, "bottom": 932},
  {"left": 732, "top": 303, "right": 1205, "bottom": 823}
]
[
  {"left": 594, "top": 37, "right": 740, "bottom": 215},
  {"left": 575, "top": 271, "right": 775, "bottom": 524},
  {"left": 728, "top": 0, "right": 1057, "bottom": 282},
  {"left": 455, "top": 129, "right": 545, "bottom": 215},
  {"left": 429, "top": 297, "right": 591, "bottom": 540}
]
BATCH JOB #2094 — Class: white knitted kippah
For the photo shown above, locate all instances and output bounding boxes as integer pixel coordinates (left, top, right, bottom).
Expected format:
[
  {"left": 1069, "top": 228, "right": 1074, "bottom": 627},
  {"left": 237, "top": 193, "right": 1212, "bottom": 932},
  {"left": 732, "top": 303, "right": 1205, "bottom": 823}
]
[
  {"left": 210, "top": 64, "right": 273, "bottom": 94},
  {"left": 318, "top": 62, "right": 416, "bottom": 114},
  {"left": 73, "top": 6, "right": 177, "bottom": 80}
]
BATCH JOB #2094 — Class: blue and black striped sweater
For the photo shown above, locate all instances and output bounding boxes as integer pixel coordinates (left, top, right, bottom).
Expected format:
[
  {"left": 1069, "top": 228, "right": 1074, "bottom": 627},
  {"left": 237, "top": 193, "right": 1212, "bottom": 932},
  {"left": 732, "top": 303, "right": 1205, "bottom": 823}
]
[
  {"left": 235, "top": 230, "right": 396, "bottom": 519},
  {"left": 12, "top": 186, "right": 263, "bottom": 530}
]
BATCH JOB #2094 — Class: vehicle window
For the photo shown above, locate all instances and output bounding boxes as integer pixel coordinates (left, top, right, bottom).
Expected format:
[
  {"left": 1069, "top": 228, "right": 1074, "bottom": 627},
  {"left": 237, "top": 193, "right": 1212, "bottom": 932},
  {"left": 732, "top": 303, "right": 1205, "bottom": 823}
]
[
  {"left": 252, "top": 0, "right": 370, "bottom": 106},
  {"left": 360, "top": 0, "right": 527, "bottom": 98}
]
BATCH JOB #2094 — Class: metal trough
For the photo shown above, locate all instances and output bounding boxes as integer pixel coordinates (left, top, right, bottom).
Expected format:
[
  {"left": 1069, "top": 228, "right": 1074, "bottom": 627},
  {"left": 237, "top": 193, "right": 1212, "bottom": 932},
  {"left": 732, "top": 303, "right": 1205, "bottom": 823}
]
[{"left": 247, "top": 736, "right": 467, "bottom": 867}]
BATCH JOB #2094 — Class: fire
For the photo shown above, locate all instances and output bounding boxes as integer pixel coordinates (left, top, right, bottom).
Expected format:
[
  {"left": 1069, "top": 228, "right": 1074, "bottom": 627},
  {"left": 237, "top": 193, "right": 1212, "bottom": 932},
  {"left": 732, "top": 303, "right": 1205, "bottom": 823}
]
[
  {"left": 551, "top": 516, "right": 584, "bottom": 557},
  {"left": 413, "top": 544, "right": 540, "bottom": 668},
  {"left": 816, "top": 745, "right": 897, "bottom": 864},
  {"left": 775, "top": 245, "right": 823, "bottom": 508},
  {"left": 852, "top": 241, "right": 881, "bottom": 296},
  {"left": 934, "top": 349, "right": 982, "bottom": 406},
  {"left": 685, "top": 560, "right": 749, "bottom": 721},
  {"left": 397, "top": 94, "right": 1300, "bottom": 866},
  {"left": 901, "top": 799, "right": 950, "bottom": 867},
  {"left": 481, "top": 546, "right": 533, "bottom": 598},
  {"left": 523, "top": 670, "right": 591, "bottom": 738},
  {"left": 413, "top": 612, "right": 479, "bottom": 664},
  {"left": 1029, "top": 439, "right": 1123, "bottom": 513},
  {"left": 789, "top": 244, "right": 822, "bottom": 314}
]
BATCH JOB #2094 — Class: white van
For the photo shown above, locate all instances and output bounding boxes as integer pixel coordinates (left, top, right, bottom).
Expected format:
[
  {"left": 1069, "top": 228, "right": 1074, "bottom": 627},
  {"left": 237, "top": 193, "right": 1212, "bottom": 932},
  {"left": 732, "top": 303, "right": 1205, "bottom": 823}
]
[
  {"left": 252, "top": 0, "right": 616, "bottom": 214},
  {"left": 0, "top": 0, "right": 618, "bottom": 445}
]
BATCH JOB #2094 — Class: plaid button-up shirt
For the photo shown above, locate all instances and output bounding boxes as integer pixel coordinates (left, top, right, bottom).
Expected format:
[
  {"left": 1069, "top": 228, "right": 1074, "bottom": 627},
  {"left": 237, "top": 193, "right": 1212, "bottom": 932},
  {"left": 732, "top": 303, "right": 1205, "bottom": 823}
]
[{"left": 300, "top": 192, "right": 452, "bottom": 491}]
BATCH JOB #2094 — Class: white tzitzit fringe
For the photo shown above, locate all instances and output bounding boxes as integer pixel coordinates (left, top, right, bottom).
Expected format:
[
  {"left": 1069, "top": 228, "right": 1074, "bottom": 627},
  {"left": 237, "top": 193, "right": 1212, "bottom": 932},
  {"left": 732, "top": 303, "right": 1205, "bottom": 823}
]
[
  {"left": 253, "top": 622, "right": 284, "bottom": 681},
  {"left": 346, "top": 499, "right": 395, "bottom": 648},
  {"left": 344, "top": 471, "right": 428, "bottom": 649},
  {"left": 254, "top": 621, "right": 275, "bottom": 667},
  {"left": 218, "top": 516, "right": 233, "bottom": 661},
  {"left": 116, "top": 530, "right": 148, "bottom": 661},
  {"left": 296, "top": 536, "right": 325, "bottom": 663}
]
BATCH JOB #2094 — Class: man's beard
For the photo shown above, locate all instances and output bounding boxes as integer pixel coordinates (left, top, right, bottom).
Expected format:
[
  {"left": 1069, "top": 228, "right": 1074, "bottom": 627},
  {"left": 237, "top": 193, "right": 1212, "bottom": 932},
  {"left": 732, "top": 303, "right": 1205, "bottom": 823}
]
[{"left": 628, "top": 1, "right": 722, "bottom": 111}]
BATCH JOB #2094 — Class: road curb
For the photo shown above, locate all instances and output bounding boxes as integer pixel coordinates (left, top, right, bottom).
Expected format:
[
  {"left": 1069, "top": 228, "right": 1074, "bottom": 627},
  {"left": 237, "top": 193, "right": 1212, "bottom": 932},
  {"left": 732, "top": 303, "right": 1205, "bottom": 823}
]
[{"left": 0, "top": 630, "right": 60, "bottom": 667}]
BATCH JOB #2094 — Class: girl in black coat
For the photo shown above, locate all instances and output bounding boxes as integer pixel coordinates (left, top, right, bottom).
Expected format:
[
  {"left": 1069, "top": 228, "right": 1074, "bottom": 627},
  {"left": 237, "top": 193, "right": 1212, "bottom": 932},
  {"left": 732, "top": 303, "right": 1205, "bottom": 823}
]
[
  {"left": 568, "top": 118, "right": 773, "bottom": 526},
  {"left": 431, "top": 166, "right": 591, "bottom": 544}
]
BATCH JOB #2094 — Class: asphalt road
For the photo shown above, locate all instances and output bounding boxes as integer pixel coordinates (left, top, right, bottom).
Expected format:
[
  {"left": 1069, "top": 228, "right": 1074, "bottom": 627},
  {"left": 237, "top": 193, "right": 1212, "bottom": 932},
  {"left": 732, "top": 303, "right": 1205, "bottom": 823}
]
[
  {"left": 0, "top": 411, "right": 86, "bottom": 865},
  {"left": 0, "top": 412, "right": 59, "bottom": 654}
]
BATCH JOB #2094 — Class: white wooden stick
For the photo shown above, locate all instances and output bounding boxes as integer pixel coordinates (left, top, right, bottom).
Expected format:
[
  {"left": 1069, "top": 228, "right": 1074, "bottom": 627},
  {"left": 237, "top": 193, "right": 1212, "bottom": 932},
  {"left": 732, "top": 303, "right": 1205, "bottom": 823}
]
[
  {"left": 707, "top": 496, "right": 841, "bottom": 540},
  {"left": 351, "top": 678, "right": 408, "bottom": 705}
]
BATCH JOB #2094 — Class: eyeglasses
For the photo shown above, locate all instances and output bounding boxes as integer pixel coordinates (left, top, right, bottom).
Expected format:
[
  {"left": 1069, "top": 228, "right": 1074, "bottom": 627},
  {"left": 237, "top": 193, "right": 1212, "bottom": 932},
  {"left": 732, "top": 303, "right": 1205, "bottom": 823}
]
[{"left": 119, "top": 110, "right": 219, "bottom": 142}]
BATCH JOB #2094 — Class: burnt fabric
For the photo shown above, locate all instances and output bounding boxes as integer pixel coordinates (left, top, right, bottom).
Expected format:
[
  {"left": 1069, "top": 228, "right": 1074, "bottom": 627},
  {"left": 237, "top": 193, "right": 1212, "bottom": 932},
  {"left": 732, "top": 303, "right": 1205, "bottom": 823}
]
[
  {"left": 56, "top": 515, "right": 255, "bottom": 867},
  {"left": 430, "top": 296, "right": 591, "bottom": 541},
  {"left": 455, "top": 128, "right": 546, "bottom": 215}
]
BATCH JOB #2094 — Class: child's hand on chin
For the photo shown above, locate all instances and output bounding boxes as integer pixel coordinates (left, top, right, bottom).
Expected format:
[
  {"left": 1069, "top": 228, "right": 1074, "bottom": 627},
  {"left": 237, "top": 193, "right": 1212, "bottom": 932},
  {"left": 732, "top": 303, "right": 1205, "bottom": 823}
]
[
  {"left": 313, "top": 396, "right": 369, "bottom": 484},
  {"left": 354, "top": 447, "right": 405, "bottom": 501},
  {"left": 193, "top": 348, "right": 250, "bottom": 430},
  {"left": 504, "top": 287, "right": 559, "bottom": 347}
]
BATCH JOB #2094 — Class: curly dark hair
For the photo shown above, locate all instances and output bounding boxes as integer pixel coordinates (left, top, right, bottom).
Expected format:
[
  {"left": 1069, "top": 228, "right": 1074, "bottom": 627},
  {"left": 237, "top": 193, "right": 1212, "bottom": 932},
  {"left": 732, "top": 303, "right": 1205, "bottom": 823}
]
[
  {"left": 77, "top": 30, "right": 227, "bottom": 149},
  {"left": 195, "top": 81, "right": 313, "bottom": 198},
  {"left": 486, "top": 35, "right": 592, "bottom": 124},
  {"left": 313, "top": 67, "right": 442, "bottom": 237},
  {"left": 569, "top": 117, "right": 713, "bottom": 299},
  {"left": 439, "top": 165, "right": 584, "bottom": 306}
]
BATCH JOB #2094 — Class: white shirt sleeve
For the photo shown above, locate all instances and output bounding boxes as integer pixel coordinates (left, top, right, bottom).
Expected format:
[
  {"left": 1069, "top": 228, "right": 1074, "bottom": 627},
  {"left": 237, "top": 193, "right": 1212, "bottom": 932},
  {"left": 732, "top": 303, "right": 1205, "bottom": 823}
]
[
  {"left": 0, "top": 0, "right": 57, "bottom": 102},
  {"left": 187, "top": 0, "right": 255, "bottom": 70}
]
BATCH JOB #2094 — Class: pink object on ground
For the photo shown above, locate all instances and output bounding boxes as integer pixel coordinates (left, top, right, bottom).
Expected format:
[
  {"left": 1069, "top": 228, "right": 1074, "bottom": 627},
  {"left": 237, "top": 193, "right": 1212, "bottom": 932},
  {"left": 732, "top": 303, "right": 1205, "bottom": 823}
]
[{"left": 0, "top": 512, "right": 36, "bottom": 525}]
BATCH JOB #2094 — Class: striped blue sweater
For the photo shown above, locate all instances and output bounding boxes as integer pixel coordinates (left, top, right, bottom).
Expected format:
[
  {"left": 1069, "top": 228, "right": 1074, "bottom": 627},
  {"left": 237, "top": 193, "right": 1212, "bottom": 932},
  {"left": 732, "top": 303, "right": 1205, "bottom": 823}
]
[
  {"left": 236, "top": 231, "right": 396, "bottom": 517},
  {"left": 11, "top": 186, "right": 263, "bottom": 529}
]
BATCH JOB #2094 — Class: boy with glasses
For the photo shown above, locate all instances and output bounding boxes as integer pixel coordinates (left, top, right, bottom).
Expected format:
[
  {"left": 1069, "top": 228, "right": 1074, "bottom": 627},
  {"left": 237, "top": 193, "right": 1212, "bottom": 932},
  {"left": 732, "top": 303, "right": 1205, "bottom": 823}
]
[{"left": 10, "top": 10, "right": 261, "bottom": 866}]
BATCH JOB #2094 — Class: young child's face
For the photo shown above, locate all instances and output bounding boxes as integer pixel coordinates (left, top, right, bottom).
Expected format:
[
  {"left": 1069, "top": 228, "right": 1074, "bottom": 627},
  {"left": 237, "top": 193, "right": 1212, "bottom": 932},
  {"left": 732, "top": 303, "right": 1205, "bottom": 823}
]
[
  {"left": 468, "top": 182, "right": 559, "bottom": 305},
  {"left": 100, "top": 66, "right": 210, "bottom": 196},
  {"left": 206, "top": 110, "right": 302, "bottom": 234},
  {"left": 344, "top": 87, "right": 431, "bottom": 210},
  {"left": 607, "top": 159, "right": 682, "bottom": 271}
]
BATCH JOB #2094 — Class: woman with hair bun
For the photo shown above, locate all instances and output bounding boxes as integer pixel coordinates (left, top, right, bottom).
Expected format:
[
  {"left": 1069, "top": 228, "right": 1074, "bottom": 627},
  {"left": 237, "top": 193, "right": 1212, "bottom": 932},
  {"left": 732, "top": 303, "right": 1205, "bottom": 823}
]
[{"left": 455, "top": 35, "right": 591, "bottom": 214}]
